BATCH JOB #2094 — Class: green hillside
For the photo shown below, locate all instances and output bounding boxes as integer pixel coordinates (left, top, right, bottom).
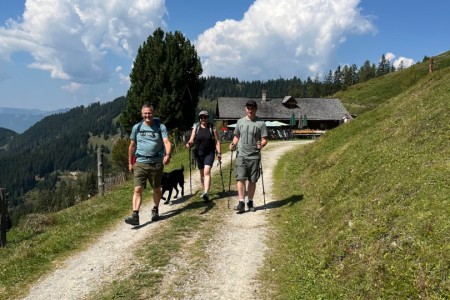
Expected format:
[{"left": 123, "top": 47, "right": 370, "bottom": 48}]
[
  {"left": 336, "top": 51, "right": 450, "bottom": 116},
  {"left": 262, "top": 53, "right": 450, "bottom": 297},
  {"left": 0, "top": 97, "right": 126, "bottom": 214},
  {"left": 0, "top": 127, "right": 17, "bottom": 148}
]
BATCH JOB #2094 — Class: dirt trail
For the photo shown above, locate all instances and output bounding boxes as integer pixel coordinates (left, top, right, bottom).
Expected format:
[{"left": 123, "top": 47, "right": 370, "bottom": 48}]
[{"left": 21, "top": 140, "right": 311, "bottom": 300}]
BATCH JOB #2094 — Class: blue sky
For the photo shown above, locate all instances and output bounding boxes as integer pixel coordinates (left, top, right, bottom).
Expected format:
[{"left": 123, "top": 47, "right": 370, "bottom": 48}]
[{"left": 0, "top": 0, "right": 449, "bottom": 111}]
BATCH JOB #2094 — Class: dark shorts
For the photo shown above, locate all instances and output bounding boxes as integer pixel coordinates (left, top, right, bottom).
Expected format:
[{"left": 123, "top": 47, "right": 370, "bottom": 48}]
[
  {"left": 195, "top": 151, "right": 215, "bottom": 169},
  {"left": 235, "top": 156, "right": 260, "bottom": 182},
  {"left": 133, "top": 162, "right": 164, "bottom": 189}
]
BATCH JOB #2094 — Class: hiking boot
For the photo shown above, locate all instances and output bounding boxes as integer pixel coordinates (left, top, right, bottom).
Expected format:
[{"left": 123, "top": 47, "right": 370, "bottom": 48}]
[
  {"left": 202, "top": 192, "right": 209, "bottom": 202},
  {"left": 125, "top": 212, "right": 139, "bottom": 226},
  {"left": 247, "top": 201, "right": 256, "bottom": 212},
  {"left": 235, "top": 201, "right": 245, "bottom": 213},
  {"left": 151, "top": 207, "right": 159, "bottom": 221}
]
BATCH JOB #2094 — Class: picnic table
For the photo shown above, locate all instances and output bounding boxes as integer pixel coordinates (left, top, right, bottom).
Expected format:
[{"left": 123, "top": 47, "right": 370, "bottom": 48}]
[{"left": 292, "top": 129, "right": 325, "bottom": 139}]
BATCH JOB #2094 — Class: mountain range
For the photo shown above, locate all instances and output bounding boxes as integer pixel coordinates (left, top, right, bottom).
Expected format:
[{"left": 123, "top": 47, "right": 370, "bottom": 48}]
[{"left": 0, "top": 107, "right": 69, "bottom": 133}]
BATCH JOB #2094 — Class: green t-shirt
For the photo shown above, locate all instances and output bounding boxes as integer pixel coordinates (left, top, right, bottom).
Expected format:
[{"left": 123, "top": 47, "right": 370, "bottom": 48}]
[{"left": 233, "top": 116, "right": 268, "bottom": 159}]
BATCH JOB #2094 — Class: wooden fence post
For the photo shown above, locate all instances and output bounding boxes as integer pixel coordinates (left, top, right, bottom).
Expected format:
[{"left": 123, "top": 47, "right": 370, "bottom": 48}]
[
  {"left": 1, "top": 188, "right": 7, "bottom": 247},
  {"left": 429, "top": 57, "right": 434, "bottom": 73},
  {"left": 97, "top": 147, "right": 104, "bottom": 196}
]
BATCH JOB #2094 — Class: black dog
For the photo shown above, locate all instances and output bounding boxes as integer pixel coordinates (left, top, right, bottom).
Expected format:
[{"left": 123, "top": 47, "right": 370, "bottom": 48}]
[{"left": 161, "top": 165, "right": 185, "bottom": 204}]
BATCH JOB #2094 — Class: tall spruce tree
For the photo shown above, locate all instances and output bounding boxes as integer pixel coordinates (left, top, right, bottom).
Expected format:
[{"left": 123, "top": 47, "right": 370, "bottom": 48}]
[{"left": 120, "top": 28, "right": 203, "bottom": 133}]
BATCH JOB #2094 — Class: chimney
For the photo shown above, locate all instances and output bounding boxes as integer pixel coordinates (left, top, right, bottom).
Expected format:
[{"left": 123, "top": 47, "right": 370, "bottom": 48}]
[{"left": 262, "top": 90, "right": 267, "bottom": 102}]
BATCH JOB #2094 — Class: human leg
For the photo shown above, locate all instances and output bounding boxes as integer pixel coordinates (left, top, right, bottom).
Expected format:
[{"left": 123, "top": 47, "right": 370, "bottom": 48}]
[
  {"left": 200, "top": 152, "right": 214, "bottom": 201},
  {"left": 246, "top": 158, "right": 261, "bottom": 211},
  {"left": 125, "top": 163, "right": 148, "bottom": 225},
  {"left": 199, "top": 169, "right": 205, "bottom": 190},
  {"left": 203, "top": 165, "right": 212, "bottom": 193},
  {"left": 132, "top": 186, "right": 144, "bottom": 211},
  {"left": 237, "top": 180, "right": 246, "bottom": 200},
  {"left": 247, "top": 181, "right": 256, "bottom": 200},
  {"left": 153, "top": 187, "right": 161, "bottom": 207},
  {"left": 149, "top": 163, "right": 164, "bottom": 221},
  {"left": 235, "top": 156, "right": 248, "bottom": 212},
  {"left": 125, "top": 187, "right": 143, "bottom": 225}
]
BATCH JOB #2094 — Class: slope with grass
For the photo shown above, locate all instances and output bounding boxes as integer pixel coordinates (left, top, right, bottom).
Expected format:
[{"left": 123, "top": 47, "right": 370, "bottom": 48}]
[
  {"left": 336, "top": 50, "right": 450, "bottom": 116},
  {"left": 261, "top": 56, "right": 450, "bottom": 298}
]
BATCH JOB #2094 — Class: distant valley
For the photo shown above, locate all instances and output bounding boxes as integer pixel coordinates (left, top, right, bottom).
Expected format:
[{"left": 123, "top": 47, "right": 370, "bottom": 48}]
[{"left": 0, "top": 107, "right": 69, "bottom": 133}]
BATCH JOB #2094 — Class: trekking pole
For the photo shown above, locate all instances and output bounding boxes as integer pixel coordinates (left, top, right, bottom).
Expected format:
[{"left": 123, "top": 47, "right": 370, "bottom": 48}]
[
  {"left": 218, "top": 160, "right": 225, "bottom": 193},
  {"left": 260, "top": 158, "right": 266, "bottom": 211},
  {"left": 228, "top": 150, "right": 234, "bottom": 192},
  {"left": 189, "top": 146, "right": 192, "bottom": 194}
]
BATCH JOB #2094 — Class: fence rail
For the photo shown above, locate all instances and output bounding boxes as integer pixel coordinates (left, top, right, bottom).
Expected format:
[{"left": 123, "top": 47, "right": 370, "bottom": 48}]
[{"left": 103, "top": 172, "right": 128, "bottom": 192}]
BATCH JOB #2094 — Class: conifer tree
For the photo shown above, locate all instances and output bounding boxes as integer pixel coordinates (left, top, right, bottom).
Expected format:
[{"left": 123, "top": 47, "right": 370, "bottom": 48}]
[{"left": 120, "top": 28, "right": 203, "bottom": 133}]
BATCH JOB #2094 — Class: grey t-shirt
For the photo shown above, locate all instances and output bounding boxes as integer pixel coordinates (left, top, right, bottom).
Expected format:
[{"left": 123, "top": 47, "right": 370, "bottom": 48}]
[{"left": 233, "top": 116, "right": 268, "bottom": 159}]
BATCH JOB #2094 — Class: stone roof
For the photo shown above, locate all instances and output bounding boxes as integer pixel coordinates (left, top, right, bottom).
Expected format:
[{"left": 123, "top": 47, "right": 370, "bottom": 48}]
[{"left": 216, "top": 97, "right": 351, "bottom": 121}]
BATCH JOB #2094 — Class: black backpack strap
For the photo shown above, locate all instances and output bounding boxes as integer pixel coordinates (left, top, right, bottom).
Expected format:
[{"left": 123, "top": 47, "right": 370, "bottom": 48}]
[
  {"left": 134, "top": 120, "right": 144, "bottom": 142},
  {"left": 194, "top": 123, "right": 214, "bottom": 141},
  {"left": 135, "top": 119, "right": 162, "bottom": 142}
]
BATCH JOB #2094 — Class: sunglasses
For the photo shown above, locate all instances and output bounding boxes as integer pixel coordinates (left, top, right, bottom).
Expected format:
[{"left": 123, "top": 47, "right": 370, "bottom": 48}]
[{"left": 200, "top": 116, "right": 208, "bottom": 119}]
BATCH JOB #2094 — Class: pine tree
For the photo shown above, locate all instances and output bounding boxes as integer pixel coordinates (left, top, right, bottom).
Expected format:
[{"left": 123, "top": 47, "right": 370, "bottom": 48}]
[{"left": 120, "top": 28, "right": 204, "bottom": 133}]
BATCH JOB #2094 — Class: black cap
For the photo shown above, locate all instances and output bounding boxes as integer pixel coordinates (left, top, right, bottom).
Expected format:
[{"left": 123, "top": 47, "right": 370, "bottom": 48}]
[{"left": 245, "top": 100, "right": 257, "bottom": 107}]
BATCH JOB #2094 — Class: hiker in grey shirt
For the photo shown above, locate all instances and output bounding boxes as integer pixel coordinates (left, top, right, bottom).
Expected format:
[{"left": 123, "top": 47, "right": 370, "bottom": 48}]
[{"left": 229, "top": 100, "right": 268, "bottom": 212}]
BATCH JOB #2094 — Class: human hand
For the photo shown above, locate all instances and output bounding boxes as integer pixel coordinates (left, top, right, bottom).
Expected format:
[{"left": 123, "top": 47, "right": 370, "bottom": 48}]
[{"left": 163, "top": 154, "right": 171, "bottom": 165}]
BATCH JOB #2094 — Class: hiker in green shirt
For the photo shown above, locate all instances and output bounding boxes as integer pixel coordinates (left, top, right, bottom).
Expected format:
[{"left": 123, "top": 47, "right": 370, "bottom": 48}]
[{"left": 229, "top": 100, "right": 268, "bottom": 212}]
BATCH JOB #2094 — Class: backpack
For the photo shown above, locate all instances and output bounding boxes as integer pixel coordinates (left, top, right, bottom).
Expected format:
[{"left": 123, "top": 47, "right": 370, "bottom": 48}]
[
  {"left": 194, "top": 122, "right": 214, "bottom": 140},
  {"left": 132, "top": 119, "right": 162, "bottom": 164},
  {"left": 193, "top": 123, "right": 215, "bottom": 156}
]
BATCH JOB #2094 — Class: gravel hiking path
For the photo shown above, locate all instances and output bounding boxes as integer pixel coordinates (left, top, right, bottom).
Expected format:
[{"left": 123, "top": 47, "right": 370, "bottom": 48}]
[{"left": 21, "top": 140, "right": 312, "bottom": 300}]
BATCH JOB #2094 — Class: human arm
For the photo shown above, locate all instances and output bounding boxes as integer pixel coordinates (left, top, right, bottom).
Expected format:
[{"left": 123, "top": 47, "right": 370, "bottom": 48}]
[
  {"left": 128, "top": 140, "right": 136, "bottom": 172},
  {"left": 257, "top": 137, "right": 268, "bottom": 150},
  {"left": 185, "top": 128, "right": 196, "bottom": 148},
  {"left": 162, "top": 137, "right": 172, "bottom": 165},
  {"left": 213, "top": 128, "right": 222, "bottom": 160},
  {"left": 229, "top": 135, "right": 239, "bottom": 151}
]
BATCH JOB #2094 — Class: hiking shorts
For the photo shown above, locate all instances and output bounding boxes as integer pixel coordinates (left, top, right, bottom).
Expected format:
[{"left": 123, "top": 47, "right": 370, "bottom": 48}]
[
  {"left": 133, "top": 162, "right": 164, "bottom": 189},
  {"left": 235, "top": 156, "right": 260, "bottom": 183},
  {"left": 195, "top": 151, "right": 215, "bottom": 169}
]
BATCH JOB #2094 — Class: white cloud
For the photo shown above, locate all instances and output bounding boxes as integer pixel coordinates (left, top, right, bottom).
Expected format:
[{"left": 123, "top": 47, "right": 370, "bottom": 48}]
[
  {"left": 0, "top": 0, "right": 167, "bottom": 84},
  {"left": 195, "top": 0, "right": 375, "bottom": 81},
  {"left": 385, "top": 52, "right": 396, "bottom": 62},
  {"left": 116, "top": 66, "right": 130, "bottom": 85},
  {"left": 62, "top": 82, "right": 82, "bottom": 92},
  {"left": 383, "top": 52, "right": 414, "bottom": 69},
  {"left": 393, "top": 56, "right": 414, "bottom": 69}
]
